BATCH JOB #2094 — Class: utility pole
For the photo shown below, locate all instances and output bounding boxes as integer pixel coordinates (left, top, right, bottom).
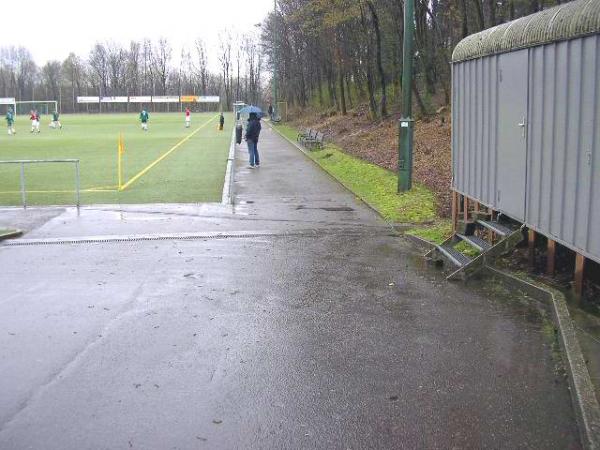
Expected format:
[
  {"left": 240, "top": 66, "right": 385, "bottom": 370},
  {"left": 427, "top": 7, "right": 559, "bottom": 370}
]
[
  {"left": 272, "top": 0, "right": 278, "bottom": 119},
  {"left": 398, "top": 0, "right": 415, "bottom": 192}
]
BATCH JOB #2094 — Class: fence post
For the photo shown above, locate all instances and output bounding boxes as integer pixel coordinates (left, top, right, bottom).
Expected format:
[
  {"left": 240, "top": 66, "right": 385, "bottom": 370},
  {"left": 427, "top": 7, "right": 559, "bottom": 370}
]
[
  {"left": 19, "top": 162, "right": 26, "bottom": 209},
  {"left": 75, "top": 161, "right": 81, "bottom": 210}
]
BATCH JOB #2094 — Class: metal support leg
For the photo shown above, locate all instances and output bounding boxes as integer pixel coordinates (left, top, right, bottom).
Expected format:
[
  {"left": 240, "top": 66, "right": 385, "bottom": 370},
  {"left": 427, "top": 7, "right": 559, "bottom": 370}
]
[
  {"left": 574, "top": 253, "right": 586, "bottom": 303},
  {"left": 528, "top": 229, "right": 536, "bottom": 271},
  {"left": 546, "top": 239, "right": 556, "bottom": 276}
]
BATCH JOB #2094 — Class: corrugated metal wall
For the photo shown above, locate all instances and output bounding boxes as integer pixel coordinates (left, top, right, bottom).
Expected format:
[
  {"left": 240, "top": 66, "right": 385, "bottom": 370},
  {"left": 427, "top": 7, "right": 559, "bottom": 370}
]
[
  {"left": 452, "top": 34, "right": 600, "bottom": 263},
  {"left": 526, "top": 34, "right": 600, "bottom": 262},
  {"left": 452, "top": 54, "right": 499, "bottom": 207}
]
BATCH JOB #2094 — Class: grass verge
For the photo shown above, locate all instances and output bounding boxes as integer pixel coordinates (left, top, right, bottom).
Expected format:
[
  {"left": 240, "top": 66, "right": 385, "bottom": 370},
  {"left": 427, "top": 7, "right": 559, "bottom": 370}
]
[
  {"left": 0, "top": 229, "right": 22, "bottom": 240},
  {"left": 274, "top": 123, "right": 436, "bottom": 224}
]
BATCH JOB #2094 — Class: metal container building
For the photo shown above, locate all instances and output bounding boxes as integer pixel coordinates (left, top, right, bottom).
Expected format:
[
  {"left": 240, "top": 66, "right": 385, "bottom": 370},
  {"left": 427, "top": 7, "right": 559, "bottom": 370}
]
[{"left": 451, "top": 0, "right": 600, "bottom": 265}]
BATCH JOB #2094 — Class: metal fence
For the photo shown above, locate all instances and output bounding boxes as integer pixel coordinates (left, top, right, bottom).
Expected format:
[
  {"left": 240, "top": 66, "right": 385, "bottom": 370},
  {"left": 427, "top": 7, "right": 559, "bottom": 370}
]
[{"left": 0, "top": 159, "right": 80, "bottom": 209}]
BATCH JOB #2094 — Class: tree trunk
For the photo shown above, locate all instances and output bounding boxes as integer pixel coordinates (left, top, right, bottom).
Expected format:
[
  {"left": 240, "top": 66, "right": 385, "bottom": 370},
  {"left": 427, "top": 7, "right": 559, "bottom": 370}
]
[
  {"left": 472, "top": 0, "right": 485, "bottom": 31},
  {"left": 345, "top": 74, "right": 353, "bottom": 109},
  {"left": 460, "top": 0, "right": 469, "bottom": 38},
  {"left": 366, "top": 1, "right": 387, "bottom": 118},
  {"left": 488, "top": 0, "right": 497, "bottom": 26},
  {"left": 316, "top": 65, "right": 324, "bottom": 107},
  {"left": 359, "top": 2, "right": 378, "bottom": 119},
  {"left": 338, "top": 69, "right": 347, "bottom": 115},
  {"left": 412, "top": 79, "right": 428, "bottom": 117}
]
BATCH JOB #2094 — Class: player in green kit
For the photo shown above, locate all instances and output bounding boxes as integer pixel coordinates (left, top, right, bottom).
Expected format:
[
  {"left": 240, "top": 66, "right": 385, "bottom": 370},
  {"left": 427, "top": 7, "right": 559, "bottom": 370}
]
[
  {"left": 49, "top": 110, "right": 62, "bottom": 129},
  {"left": 6, "top": 108, "right": 15, "bottom": 135},
  {"left": 140, "top": 109, "right": 149, "bottom": 131}
]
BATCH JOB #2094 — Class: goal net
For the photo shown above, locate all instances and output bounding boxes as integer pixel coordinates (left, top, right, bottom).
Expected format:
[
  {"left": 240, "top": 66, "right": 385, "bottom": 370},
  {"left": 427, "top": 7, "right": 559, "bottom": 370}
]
[
  {"left": 15, "top": 101, "right": 58, "bottom": 116},
  {"left": 0, "top": 98, "right": 16, "bottom": 115}
]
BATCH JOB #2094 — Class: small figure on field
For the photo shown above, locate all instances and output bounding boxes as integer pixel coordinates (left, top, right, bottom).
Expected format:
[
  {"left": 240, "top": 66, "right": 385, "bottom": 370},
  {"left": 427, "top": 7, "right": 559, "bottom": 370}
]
[
  {"left": 140, "top": 109, "right": 149, "bottom": 131},
  {"left": 30, "top": 110, "right": 40, "bottom": 133},
  {"left": 6, "top": 107, "right": 16, "bottom": 135},
  {"left": 50, "top": 110, "right": 62, "bottom": 129},
  {"left": 219, "top": 113, "right": 225, "bottom": 131},
  {"left": 185, "top": 107, "right": 191, "bottom": 128},
  {"left": 245, "top": 112, "right": 261, "bottom": 169}
]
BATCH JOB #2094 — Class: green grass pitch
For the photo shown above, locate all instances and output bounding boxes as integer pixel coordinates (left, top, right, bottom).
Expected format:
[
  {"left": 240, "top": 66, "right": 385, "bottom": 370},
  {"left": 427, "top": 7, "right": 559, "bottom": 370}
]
[{"left": 0, "top": 113, "right": 232, "bottom": 206}]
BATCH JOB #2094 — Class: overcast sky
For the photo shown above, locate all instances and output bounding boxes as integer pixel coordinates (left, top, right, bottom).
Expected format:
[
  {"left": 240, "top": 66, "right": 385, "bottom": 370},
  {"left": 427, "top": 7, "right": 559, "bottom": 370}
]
[{"left": 8, "top": 0, "right": 274, "bottom": 71}]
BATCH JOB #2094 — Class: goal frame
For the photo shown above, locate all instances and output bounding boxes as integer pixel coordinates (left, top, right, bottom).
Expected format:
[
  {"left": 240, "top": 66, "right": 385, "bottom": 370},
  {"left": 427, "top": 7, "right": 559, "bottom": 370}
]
[
  {"left": 0, "top": 98, "right": 16, "bottom": 114},
  {"left": 15, "top": 100, "right": 58, "bottom": 115}
]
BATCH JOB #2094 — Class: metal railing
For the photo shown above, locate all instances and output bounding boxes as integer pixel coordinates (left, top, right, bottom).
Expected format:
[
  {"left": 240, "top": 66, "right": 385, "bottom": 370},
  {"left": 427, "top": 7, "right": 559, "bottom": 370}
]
[{"left": 0, "top": 159, "right": 80, "bottom": 209}]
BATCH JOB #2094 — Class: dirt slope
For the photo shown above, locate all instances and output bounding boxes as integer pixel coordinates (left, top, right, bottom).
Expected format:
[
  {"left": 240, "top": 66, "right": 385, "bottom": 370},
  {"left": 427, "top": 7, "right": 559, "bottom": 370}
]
[{"left": 290, "top": 106, "right": 452, "bottom": 217}]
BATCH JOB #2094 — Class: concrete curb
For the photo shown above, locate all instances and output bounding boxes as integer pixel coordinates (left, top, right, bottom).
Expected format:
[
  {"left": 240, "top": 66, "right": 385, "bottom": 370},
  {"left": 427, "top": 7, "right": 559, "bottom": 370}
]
[
  {"left": 268, "top": 122, "right": 396, "bottom": 229},
  {"left": 403, "top": 232, "right": 600, "bottom": 449},
  {"left": 221, "top": 126, "right": 236, "bottom": 205},
  {"left": 485, "top": 266, "right": 600, "bottom": 450},
  {"left": 403, "top": 232, "right": 436, "bottom": 252},
  {"left": 0, "top": 229, "right": 23, "bottom": 241}
]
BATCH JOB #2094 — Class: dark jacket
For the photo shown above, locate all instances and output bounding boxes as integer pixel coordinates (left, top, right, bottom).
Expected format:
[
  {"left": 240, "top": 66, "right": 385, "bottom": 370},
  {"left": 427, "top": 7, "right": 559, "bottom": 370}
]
[
  {"left": 219, "top": 114, "right": 225, "bottom": 125},
  {"left": 245, "top": 118, "right": 262, "bottom": 142}
]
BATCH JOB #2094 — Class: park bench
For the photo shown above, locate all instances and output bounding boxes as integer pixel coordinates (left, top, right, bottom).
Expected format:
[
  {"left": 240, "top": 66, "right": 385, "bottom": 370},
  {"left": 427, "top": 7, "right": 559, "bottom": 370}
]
[
  {"left": 297, "top": 128, "right": 311, "bottom": 141},
  {"left": 303, "top": 131, "right": 325, "bottom": 150},
  {"left": 298, "top": 128, "right": 316, "bottom": 144}
]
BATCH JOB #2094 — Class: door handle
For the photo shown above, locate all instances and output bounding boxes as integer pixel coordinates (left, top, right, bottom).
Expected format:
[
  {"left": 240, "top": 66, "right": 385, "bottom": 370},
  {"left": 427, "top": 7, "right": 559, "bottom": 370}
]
[{"left": 518, "top": 116, "right": 526, "bottom": 138}]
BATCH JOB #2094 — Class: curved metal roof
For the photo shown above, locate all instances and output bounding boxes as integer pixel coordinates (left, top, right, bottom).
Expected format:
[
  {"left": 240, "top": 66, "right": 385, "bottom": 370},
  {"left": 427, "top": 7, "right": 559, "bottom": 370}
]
[{"left": 452, "top": 0, "right": 600, "bottom": 63}]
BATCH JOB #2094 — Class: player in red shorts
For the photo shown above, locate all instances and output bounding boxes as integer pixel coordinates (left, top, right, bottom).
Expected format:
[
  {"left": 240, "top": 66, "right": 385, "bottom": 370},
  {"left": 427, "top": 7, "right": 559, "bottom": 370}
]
[
  {"left": 30, "top": 110, "right": 40, "bottom": 133},
  {"left": 185, "top": 107, "right": 191, "bottom": 128}
]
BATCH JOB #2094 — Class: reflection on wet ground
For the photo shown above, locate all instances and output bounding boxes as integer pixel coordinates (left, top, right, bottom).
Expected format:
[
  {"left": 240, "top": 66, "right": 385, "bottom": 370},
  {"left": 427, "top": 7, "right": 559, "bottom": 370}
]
[{"left": 0, "top": 123, "right": 583, "bottom": 449}]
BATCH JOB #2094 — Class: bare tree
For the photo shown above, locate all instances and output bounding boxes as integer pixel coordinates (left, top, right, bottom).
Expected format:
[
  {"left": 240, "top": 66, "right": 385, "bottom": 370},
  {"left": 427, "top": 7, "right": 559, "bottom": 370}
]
[
  {"left": 41, "top": 61, "right": 62, "bottom": 108},
  {"left": 218, "top": 32, "right": 233, "bottom": 107},
  {"left": 152, "top": 38, "right": 172, "bottom": 95},
  {"left": 89, "top": 43, "right": 109, "bottom": 98},
  {"left": 193, "top": 39, "right": 209, "bottom": 94}
]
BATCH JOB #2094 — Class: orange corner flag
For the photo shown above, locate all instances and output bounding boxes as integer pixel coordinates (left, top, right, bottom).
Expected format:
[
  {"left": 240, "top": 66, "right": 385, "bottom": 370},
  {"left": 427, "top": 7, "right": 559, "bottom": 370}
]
[{"left": 118, "top": 133, "right": 125, "bottom": 155}]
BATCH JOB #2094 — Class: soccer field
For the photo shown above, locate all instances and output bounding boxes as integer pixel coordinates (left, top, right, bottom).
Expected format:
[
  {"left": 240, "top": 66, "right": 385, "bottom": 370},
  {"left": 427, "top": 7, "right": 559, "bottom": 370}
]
[{"left": 0, "top": 113, "right": 232, "bottom": 206}]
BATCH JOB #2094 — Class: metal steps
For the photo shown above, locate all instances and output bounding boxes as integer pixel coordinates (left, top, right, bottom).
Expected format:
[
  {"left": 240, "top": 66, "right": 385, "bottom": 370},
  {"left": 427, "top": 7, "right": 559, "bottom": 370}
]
[
  {"left": 457, "top": 234, "right": 492, "bottom": 252},
  {"left": 438, "top": 244, "right": 473, "bottom": 267},
  {"left": 428, "top": 219, "right": 524, "bottom": 280},
  {"left": 476, "top": 220, "right": 512, "bottom": 237}
]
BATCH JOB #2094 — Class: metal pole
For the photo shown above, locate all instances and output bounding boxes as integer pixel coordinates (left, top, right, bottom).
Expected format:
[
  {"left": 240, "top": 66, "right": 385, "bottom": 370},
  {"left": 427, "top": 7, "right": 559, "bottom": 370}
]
[
  {"left": 19, "top": 162, "right": 26, "bottom": 209},
  {"left": 272, "top": 0, "right": 278, "bottom": 119},
  {"left": 398, "top": 0, "right": 415, "bottom": 192},
  {"left": 75, "top": 161, "right": 81, "bottom": 210}
]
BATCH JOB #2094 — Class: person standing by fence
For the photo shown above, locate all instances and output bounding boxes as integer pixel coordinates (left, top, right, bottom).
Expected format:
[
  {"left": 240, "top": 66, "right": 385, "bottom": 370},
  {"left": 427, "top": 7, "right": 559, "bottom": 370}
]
[{"left": 245, "top": 112, "right": 261, "bottom": 169}]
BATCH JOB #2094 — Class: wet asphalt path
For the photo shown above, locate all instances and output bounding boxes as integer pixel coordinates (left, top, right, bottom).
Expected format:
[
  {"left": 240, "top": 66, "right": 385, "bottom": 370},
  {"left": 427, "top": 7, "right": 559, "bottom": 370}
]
[{"left": 0, "top": 126, "right": 581, "bottom": 449}]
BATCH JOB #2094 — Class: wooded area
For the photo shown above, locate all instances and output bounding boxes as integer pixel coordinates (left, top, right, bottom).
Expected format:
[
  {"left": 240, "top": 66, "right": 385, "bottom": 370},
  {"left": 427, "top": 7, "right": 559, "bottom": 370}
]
[
  {"left": 261, "top": 0, "right": 564, "bottom": 119},
  {"left": 0, "top": 33, "right": 263, "bottom": 113},
  {"left": 0, "top": 0, "right": 566, "bottom": 115}
]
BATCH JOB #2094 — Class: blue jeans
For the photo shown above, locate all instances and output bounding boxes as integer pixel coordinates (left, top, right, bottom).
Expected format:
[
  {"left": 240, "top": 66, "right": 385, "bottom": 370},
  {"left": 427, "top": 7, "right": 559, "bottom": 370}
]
[{"left": 248, "top": 139, "right": 260, "bottom": 166}]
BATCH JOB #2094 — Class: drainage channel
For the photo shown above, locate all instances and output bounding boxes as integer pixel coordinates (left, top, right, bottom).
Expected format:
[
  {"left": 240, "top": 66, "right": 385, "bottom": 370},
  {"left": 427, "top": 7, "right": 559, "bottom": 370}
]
[{"left": 0, "top": 228, "right": 381, "bottom": 247}]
